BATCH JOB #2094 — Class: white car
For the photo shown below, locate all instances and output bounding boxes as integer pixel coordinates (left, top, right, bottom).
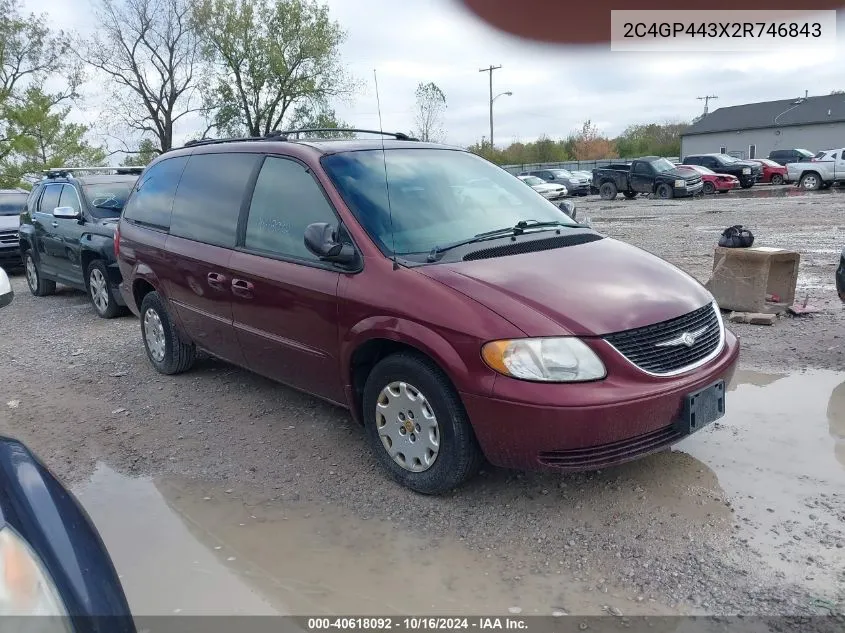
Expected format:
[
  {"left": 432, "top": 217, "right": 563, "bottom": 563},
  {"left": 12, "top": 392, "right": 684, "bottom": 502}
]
[
  {"left": 787, "top": 148, "right": 845, "bottom": 190},
  {"left": 517, "top": 175, "right": 568, "bottom": 199}
]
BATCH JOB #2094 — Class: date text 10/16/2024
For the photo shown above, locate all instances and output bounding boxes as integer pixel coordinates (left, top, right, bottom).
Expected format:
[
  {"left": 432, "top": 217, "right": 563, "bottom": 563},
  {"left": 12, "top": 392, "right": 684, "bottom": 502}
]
[{"left": 306, "top": 618, "right": 528, "bottom": 631}]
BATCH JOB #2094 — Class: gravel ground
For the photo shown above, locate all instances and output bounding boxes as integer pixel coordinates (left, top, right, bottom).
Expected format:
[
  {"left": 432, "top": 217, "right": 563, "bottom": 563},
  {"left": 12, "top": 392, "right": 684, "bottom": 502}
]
[{"left": 0, "top": 185, "right": 843, "bottom": 618}]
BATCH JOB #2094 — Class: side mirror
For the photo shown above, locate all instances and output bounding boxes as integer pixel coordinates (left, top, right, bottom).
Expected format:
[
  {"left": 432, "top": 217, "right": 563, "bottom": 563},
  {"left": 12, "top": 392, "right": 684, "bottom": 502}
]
[
  {"left": 558, "top": 200, "right": 577, "bottom": 220},
  {"left": 304, "top": 222, "right": 356, "bottom": 265},
  {"left": 0, "top": 437, "right": 134, "bottom": 625},
  {"left": 0, "top": 267, "right": 12, "bottom": 309},
  {"left": 53, "top": 206, "right": 80, "bottom": 220}
]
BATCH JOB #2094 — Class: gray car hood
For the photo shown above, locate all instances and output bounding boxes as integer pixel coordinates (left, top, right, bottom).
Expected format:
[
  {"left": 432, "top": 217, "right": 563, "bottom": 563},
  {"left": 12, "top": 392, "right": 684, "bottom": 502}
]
[{"left": 0, "top": 215, "right": 20, "bottom": 232}]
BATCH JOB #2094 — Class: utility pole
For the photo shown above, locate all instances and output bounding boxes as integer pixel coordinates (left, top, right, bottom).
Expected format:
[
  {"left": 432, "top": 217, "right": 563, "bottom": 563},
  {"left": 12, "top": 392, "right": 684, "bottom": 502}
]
[
  {"left": 479, "top": 64, "right": 502, "bottom": 147},
  {"left": 697, "top": 95, "right": 718, "bottom": 116}
]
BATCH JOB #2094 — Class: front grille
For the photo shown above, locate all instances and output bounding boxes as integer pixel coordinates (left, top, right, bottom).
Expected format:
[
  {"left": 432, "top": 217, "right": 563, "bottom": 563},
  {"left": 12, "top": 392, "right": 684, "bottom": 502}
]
[
  {"left": 463, "top": 233, "right": 603, "bottom": 261},
  {"left": 604, "top": 303, "right": 722, "bottom": 375},
  {"left": 686, "top": 176, "right": 702, "bottom": 186},
  {"left": 538, "top": 424, "right": 681, "bottom": 469},
  {"left": 0, "top": 229, "right": 17, "bottom": 246}
]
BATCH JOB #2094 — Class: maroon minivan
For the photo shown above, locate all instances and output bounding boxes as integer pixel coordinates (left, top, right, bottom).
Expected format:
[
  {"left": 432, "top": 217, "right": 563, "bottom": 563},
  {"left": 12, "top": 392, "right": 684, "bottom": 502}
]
[{"left": 116, "top": 132, "right": 739, "bottom": 494}]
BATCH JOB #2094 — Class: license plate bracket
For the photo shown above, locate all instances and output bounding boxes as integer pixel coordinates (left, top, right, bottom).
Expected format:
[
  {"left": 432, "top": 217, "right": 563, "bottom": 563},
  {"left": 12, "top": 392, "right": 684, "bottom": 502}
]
[{"left": 677, "top": 380, "right": 725, "bottom": 435}]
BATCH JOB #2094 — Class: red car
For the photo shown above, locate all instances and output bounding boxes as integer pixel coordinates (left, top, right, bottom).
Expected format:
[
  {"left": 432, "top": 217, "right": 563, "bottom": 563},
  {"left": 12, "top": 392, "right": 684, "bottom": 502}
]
[
  {"left": 676, "top": 164, "right": 739, "bottom": 194},
  {"left": 750, "top": 159, "right": 788, "bottom": 185},
  {"left": 116, "top": 133, "right": 739, "bottom": 494}
]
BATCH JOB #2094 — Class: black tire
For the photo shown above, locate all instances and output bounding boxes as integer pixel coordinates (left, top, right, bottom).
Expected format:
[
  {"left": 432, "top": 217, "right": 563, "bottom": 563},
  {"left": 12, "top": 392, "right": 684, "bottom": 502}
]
[
  {"left": 24, "top": 251, "right": 55, "bottom": 297},
  {"left": 599, "top": 181, "right": 618, "bottom": 200},
  {"left": 656, "top": 183, "right": 673, "bottom": 199},
  {"left": 740, "top": 179, "right": 754, "bottom": 189},
  {"left": 800, "top": 172, "right": 822, "bottom": 190},
  {"left": 702, "top": 181, "right": 716, "bottom": 195},
  {"left": 86, "top": 260, "right": 125, "bottom": 319},
  {"left": 770, "top": 173, "right": 784, "bottom": 186},
  {"left": 622, "top": 191, "right": 637, "bottom": 199},
  {"left": 362, "top": 352, "right": 483, "bottom": 495},
  {"left": 139, "top": 291, "right": 196, "bottom": 375}
]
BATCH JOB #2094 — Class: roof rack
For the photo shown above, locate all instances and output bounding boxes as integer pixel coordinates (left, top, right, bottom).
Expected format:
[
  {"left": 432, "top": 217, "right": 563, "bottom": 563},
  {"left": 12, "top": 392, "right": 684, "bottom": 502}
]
[
  {"left": 178, "top": 128, "right": 418, "bottom": 149},
  {"left": 43, "top": 166, "right": 144, "bottom": 178}
]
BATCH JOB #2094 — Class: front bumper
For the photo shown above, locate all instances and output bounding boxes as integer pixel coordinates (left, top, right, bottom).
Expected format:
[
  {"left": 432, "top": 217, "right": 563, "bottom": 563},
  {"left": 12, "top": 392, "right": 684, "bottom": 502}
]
[
  {"left": 0, "top": 246, "right": 22, "bottom": 269},
  {"left": 675, "top": 181, "right": 704, "bottom": 197},
  {"left": 461, "top": 329, "right": 740, "bottom": 471},
  {"left": 570, "top": 184, "right": 592, "bottom": 196}
]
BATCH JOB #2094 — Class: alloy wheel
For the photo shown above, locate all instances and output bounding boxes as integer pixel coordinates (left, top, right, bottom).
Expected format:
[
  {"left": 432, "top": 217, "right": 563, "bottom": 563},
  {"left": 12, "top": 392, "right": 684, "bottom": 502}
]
[
  {"left": 143, "top": 308, "right": 166, "bottom": 362},
  {"left": 89, "top": 268, "right": 109, "bottom": 314}
]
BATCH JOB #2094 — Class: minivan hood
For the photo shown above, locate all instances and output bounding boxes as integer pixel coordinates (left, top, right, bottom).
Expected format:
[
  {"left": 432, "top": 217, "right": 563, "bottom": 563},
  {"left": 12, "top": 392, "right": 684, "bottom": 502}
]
[
  {"left": 0, "top": 215, "right": 20, "bottom": 231},
  {"left": 418, "top": 236, "right": 713, "bottom": 337}
]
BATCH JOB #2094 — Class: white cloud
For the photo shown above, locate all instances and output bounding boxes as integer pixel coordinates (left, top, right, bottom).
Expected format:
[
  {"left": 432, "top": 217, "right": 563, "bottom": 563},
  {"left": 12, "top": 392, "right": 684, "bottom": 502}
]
[{"left": 20, "top": 0, "right": 845, "bottom": 150}]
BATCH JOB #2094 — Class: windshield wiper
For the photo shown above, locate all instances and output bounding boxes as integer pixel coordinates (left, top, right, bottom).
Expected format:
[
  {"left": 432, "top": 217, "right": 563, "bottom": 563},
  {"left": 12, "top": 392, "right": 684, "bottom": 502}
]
[{"left": 426, "top": 220, "right": 573, "bottom": 262}]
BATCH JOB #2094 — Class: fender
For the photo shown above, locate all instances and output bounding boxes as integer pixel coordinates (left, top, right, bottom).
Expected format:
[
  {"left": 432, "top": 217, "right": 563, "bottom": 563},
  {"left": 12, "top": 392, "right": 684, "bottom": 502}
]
[
  {"left": 17, "top": 223, "right": 38, "bottom": 260},
  {"left": 341, "top": 316, "right": 474, "bottom": 395}
]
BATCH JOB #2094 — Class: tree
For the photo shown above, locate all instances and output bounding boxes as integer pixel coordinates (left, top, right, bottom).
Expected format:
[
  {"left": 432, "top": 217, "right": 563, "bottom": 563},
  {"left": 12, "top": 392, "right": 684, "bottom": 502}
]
[
  {"left": 573, "top": 120, "right": 617, "bottom": 160},
  {"left": 413, "top": 82, "right": 446, "bottom": 142},
  {"left": 0, "top": 0, "right": 80, "bottom": 165},
  {"left": 285, "top": 103, "right": 355, "bottom": 138},
  {"left": 831, "top": 90, "right": 844, "bottom": 95},
  {"left": 615, "top": 122, "right": 689, "bottom": 158},
  {"left": 83, "top": 0, "right": 203, "bottom": 154},
  {"left": 120, "top": 138, "right": 160, "bottom": 166},
  {"left": 193, "top": 0, "right": 357, "bottom": 137}
]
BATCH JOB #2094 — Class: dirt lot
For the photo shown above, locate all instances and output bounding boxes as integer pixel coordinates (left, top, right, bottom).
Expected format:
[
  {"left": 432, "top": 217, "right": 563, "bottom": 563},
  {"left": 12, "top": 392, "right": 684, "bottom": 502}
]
[{"left": 0, "top": 185, "right": 843, "bottom": 617}]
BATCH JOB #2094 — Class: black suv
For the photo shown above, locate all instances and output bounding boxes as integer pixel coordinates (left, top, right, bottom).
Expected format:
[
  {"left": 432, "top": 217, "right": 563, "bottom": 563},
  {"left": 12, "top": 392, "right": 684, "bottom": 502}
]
[
  {"left": 682, "top": 154, "right": 762, "bottom": 188},
  {"left": 18, "top": 167, "right": 141, "bottom": 318},
  {"left": 0, "top": 188, "right": 29, "bottom": 270},
  {"left": 768, "top": 148, "right": 814, "bottom": 166}
]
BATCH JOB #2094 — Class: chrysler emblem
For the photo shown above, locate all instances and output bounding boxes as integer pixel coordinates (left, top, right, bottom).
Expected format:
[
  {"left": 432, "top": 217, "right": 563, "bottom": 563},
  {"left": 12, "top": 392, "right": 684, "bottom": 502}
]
[{"left": 655, "top": 326, "right": 708, "bottom": 348}]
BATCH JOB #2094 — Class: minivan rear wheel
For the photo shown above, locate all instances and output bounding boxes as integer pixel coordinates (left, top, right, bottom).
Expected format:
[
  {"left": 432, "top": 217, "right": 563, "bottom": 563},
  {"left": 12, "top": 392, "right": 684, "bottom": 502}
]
[
  {"left": 139, "top": 291, "right": 196, "bottom": 375},
  {"left": 362, "top": 353, "right": 483, "bottom": 494}
]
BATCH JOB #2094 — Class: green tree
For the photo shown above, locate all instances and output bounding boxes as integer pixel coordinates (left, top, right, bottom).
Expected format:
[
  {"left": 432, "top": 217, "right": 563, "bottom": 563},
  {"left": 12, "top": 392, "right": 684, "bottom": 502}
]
[
  {"left": 120, "top": 138, "right": 160, "bottom": 166},
  {"left": 413, "top": 82, "right": 446, "bottom": 142},
  {"left": 83, "top": 0, "right": 203, "bottom": 153},
  {"left": 285, "top": 103, "right": 355, "bottom": 138},
  {"left": 0, "top": 0, "right": 80, "bottom": 165},
  {"left": 0, "top": 88, "right": 106, "bottom": 187},
  {"left": 193, "top": 0, "right": 357, "bottom": 137},
  {"left": 615, "top": 121, "right": 688, "bottom": 158}
]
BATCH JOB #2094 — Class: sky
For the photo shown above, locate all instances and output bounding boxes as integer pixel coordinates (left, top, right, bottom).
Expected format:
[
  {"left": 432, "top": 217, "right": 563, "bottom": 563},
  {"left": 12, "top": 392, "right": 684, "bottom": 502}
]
[{"left": 20, "top": 0, "right": 845, "bottom": 152}]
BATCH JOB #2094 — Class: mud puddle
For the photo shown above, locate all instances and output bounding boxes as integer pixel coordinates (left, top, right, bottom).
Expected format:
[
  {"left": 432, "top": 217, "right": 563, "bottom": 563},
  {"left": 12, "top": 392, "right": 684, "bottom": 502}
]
[
  {"left": 73, "top": 466, "right": 676, "bottom": 617},
  {"left": 678, "top": 369, "right": 845, "bottom": 594}
]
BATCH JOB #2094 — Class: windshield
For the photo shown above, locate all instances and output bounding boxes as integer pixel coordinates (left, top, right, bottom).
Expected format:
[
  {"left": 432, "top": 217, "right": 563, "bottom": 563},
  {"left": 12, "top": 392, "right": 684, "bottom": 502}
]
[
  {"left": 681, "top": 164, "right": 713, "bottom": 175},
  {"left": 82, "top": 181, "right": 135, "bottom": 219},
  {"left": 321, "top": 149, "right": 578, "bottom": 260},
  {"left": 520, "top": 176, "right": 545, "bottom": 186},
  {"left": 549, "top": 169, "right": 573, "bottom": 177},
  {"left": 0, "top": 194, "right": 28, "bottom": 216},
  {"left": 717, "top": 154, "right": 740, "bottom": 164},
  {"left": 797, "top": 149, "right": 814, "bottom": 158},
  {"left": 650, "top": 158, "right": 676, "bottom": 173}
]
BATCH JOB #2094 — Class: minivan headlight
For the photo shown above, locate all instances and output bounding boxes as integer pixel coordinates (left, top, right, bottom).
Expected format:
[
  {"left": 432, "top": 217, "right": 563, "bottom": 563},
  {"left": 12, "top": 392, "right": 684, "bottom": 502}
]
[
  {"left": 482, "top": 338, "right": 606, "bottom": 382},
  {"left": 0, "top": 527, "right": 70, "bottom": 620}
]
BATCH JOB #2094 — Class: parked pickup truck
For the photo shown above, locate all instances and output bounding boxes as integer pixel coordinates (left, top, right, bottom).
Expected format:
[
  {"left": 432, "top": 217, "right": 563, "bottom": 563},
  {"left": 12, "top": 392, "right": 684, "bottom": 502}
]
[
  {"left": 787, "top": 148, "right": 845, "bottom": 190},
  {"left": 18, "top": 167, "right": 141, "bottom": 318},
  {"left": 592, "top": 156, "right": 704, "bottom": 200}
]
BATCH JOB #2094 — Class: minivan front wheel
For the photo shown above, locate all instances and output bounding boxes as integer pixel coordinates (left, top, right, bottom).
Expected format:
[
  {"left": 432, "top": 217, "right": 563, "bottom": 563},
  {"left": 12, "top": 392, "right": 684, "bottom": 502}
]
[
  {"left": 362, "top": 353, "right": 482, "bottom": 494},
  {"left": 139, "top": 291, "right": 196, "bottom": 375}
]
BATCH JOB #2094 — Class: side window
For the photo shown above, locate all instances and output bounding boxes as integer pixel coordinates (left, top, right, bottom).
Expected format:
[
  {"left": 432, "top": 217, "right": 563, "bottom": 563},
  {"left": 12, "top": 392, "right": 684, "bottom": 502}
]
[
  {"left": 38, "top": 185, "right": 62, "bottom": 213},
  {"left": 633, "top": 162, "right": 649, "bottom": 175},
  {"left": 244, "top": 156, "right": 338, "bottom": 262},
  {"left": 59, "top": 185, "right": 82, "bottom": 213},
  {"left": 831, "top": 152, "right": 838, "bottom": 160},
  {"left": 123, "top": 156, "right": 189, "bottom": 230},
  {"left": 169, "top": 152, "right": 260, "bottom": 248},
  {"left": 26, "top": 187, "right": 42, "bottom": 214}
]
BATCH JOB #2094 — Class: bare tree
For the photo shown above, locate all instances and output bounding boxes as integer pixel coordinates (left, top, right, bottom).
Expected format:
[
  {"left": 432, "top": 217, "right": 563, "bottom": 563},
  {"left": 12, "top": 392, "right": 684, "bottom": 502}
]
[
  {"left": 82, "top": 0, "right": 204, "bottom": 153},
  {"left": 413, "top": 82, "right": 446, "bottom": 142}
]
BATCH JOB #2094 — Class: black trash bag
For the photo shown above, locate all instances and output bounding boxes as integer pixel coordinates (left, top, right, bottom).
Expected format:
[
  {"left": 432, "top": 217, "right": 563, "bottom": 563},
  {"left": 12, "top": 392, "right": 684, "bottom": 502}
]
[{"left": 718, "top": 225, "right": 754, "bottom": 248}]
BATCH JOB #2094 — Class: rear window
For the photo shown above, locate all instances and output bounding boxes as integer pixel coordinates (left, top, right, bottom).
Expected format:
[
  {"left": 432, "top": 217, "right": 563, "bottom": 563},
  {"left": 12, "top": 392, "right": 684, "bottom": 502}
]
[
  {"left": 169, "top": 152, "right": 260, "bottom": 248},
  {"left": 0, "top": 193, "right": 28, "bottom": 216},
  {"left": 814, "top": 151, "right": 828, "bottom": 159},
  {"left": 83, "top": 181, "right": 136, "bottom": 219},
  {"left": 123, "top": 157, "right": 189, "bottom": 230}
]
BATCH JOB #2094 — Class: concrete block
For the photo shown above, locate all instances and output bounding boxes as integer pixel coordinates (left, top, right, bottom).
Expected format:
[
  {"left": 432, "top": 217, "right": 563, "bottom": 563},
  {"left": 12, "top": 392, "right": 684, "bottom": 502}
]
[{"left": 728, "top": 312, "right": 777, "bottom": 325}]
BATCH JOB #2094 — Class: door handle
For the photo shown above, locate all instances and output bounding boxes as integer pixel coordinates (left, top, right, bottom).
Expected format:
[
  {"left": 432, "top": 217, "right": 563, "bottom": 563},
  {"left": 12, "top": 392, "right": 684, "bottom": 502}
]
[
  {"left": 231, "top": 278, "right": 254, "bottom": 298},
  {"left": 51, "top": 222, "right": 59, "bottom": 228},
  {"left": 207, "top": 272, "right": 227, "bottom": 290}
]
